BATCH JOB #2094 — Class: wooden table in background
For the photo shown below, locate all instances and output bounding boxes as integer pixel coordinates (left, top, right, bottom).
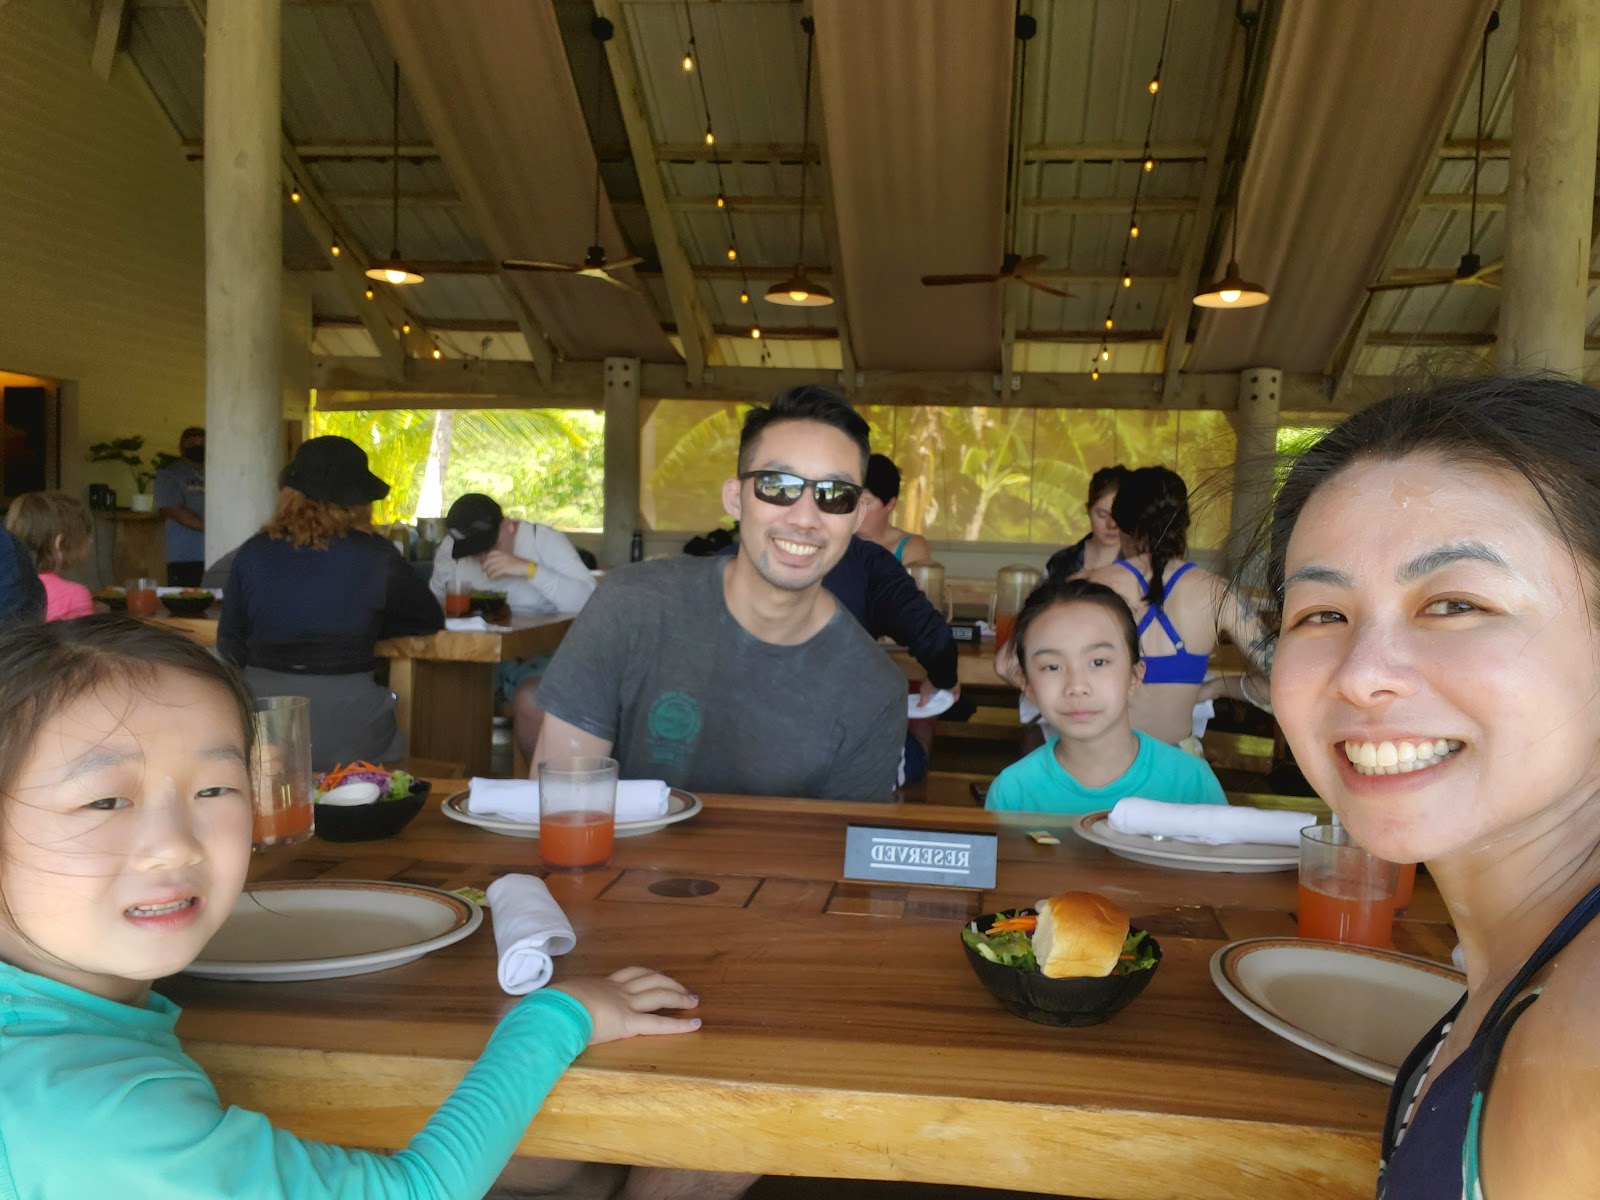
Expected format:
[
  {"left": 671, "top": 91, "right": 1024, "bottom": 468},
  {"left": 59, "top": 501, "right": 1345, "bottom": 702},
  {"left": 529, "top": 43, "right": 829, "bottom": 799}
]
[
  {"left": 889, "top": 638, "right": 1254, "bottom": 690},
  {"left": 151, "top": 611, "right": 575, "bottom": 776},
  {"left": 162, "top": 792, "right": 1454, "bottom": 1199}
]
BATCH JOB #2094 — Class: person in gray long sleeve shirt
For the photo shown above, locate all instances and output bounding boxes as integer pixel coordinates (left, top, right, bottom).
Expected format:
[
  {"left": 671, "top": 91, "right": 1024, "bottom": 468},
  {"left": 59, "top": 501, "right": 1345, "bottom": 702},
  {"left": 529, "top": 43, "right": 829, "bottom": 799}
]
[{"left": 535, "top": 386, "right": 907, "bottom": 803}]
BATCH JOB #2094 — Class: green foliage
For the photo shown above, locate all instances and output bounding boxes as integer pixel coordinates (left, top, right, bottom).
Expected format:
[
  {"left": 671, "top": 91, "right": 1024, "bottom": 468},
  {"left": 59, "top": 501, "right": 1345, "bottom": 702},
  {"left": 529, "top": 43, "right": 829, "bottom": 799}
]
[
  {"left": 308, "top": 407, "right": 605, "bottom": 530},
  {"left": 86, "top": 435, "right": 154, "bottom": 491}
]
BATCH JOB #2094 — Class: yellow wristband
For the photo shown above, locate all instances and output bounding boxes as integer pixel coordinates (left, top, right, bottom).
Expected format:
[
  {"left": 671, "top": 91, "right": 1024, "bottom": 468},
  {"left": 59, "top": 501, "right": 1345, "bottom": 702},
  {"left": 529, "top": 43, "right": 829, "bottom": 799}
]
[{"left": 525, "top": 561, "right": 538, "bottom": 580}]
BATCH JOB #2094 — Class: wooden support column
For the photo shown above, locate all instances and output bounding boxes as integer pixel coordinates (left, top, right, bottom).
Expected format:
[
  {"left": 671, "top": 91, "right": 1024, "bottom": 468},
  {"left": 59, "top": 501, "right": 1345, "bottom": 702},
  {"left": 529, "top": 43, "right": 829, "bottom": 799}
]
[
  {"left": 602, "top": 357, "right": 642, "bottom": 568},
  {"left": 1497, "top": 0, "right": 1600, "bottom": 376},
  {"left": 203, "top": 0, "right": 282, "bottom": 566},
  {"left": 1226, "top": 367, "right": 1281, "bottom": 572}
]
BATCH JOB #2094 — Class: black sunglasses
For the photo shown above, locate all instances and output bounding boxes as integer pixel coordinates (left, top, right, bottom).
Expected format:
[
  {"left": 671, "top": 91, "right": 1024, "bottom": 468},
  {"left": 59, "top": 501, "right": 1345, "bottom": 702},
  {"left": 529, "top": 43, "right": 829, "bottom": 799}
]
[{"left": 739, "top": 471, "right": 864, "bottom": 515}]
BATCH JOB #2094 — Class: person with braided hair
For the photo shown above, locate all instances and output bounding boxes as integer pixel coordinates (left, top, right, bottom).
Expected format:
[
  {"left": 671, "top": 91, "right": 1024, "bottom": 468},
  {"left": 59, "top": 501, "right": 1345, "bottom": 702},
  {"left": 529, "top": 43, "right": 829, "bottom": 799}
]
[{"left": 1079, "top": 466, "right": 1270, "bottom": 746}]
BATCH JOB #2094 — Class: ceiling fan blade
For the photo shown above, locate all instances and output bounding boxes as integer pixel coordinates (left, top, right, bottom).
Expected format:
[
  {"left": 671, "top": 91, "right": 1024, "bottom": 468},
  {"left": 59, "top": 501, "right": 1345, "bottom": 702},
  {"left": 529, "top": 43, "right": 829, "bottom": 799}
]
[
  {"left": 922, "top": 273, "right": 1006, "bottom": 286},
  {"left": 606, "top": 255, "right": 645, "bottom": 270},
  {"left": 598, "top": 271, "right": 646, "bottom": 295},
  {"left": 1014, "top": 254, "right": 1048, "bottom": 273},
  {"left": 502, "top": 259, "right": 581, "bottom": 273},
  {"left": 1366, "top": 274, "right": 1458, "bottom": 292},
  {"left": 1016, "top": 277, "right": 1075, "bottom": 299}
]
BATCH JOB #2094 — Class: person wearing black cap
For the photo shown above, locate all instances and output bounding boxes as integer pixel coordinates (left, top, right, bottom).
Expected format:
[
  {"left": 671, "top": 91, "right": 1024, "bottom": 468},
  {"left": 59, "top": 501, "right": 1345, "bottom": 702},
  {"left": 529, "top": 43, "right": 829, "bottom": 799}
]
[
  {"left": 217, "top": 436, "right": 443, "bottom": 769},
  {"left": 856, "top": 453, "right": 931, "bottom": 567},
  {"left": 430, "top": 492, "right": 596, "bottom": 617}
]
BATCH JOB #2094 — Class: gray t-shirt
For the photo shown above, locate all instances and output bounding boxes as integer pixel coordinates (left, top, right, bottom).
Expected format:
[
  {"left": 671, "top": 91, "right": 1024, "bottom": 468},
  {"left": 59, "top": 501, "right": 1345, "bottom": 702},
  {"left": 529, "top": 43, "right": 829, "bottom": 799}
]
[{"left": 538, "top": 556, "right": 907, "bottom": 802}]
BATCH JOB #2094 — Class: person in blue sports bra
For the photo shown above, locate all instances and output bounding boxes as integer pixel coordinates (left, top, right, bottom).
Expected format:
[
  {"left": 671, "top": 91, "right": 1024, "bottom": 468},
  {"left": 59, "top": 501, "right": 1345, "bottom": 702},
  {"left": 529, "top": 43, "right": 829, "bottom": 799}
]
[
  {"left": 856, "top": 454, "right": 931, "bottom": 567},
  {"left": 1081, "top": 467, "right": 1270, "bottom": 745},
  {"left": 1266, "top": 375, "right": 1600, "bottom": 1197}
]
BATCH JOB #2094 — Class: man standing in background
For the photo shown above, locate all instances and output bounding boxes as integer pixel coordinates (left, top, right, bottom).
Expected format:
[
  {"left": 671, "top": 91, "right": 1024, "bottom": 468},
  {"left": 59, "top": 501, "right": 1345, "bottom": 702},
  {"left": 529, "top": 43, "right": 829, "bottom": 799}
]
[{"left": 153, "top": 425, "right": 206, "bottom": 586}]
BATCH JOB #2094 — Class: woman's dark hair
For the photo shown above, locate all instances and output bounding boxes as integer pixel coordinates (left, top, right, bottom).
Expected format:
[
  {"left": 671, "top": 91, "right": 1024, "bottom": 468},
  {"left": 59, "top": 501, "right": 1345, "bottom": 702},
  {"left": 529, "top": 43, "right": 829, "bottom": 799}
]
[
  {"left": 864, "top": 454, "right": 901, "bottom": 502},
  {"left": 1265, "top": 374, "right": 1600, "bottom": 631},
  {"left": 1087, "top": 464, "right": 1130, "bottom": 509},
  {"left": 737, "top": 386, "right": 871, "bottom": 478},
  {"left": 0, "top": 616, "right": 256, "bottom": 810},
  {"left": 1111, "top": 466, "right": 1190, "bottom": 607},
  {"left": 1013, "top": 577, "right": 1141, "bottom": 677}
]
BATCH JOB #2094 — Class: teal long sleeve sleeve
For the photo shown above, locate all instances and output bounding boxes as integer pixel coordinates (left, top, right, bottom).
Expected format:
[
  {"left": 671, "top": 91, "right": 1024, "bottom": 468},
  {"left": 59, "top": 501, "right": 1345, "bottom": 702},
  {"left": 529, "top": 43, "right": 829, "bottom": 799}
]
[{"left": 0, "top": 964, "right": 592, "bottom": 1200}]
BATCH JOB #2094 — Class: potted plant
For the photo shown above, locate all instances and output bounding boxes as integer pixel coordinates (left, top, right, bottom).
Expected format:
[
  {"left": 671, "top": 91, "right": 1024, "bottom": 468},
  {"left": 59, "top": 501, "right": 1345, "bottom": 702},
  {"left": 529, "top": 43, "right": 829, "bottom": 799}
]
[{"left": 85, "top": 436, "right": 176, "bottom": 512}]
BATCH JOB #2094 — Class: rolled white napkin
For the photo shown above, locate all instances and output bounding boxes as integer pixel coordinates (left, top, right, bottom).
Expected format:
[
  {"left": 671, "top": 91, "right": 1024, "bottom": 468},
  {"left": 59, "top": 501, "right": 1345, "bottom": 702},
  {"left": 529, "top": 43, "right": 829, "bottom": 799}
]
[
  {"left": 466, "top": 777, "right": 671, "bottom": 825},
  {"left": 445, "top": 616, "right": 492, "bottom": 632},
  {"left": 1107, "top": 797, "right": 1316, "bottom": 847},
  {"left": 486, "top": 874, "right": 576, "bottom": 994}
]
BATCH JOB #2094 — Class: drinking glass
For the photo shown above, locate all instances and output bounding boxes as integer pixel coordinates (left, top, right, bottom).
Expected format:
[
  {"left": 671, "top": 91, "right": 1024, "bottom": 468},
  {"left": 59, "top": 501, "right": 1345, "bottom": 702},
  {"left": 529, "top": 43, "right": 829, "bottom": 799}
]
[
  {"left": 538, "top": 756, "right": 617, "bottom": 871},
  {"left": 251, "top": 696, "right": 314, "bottom": 850},
  {"left": 993, "top": 564, "right": 1041, "bottom": 646},
  {"left": 126, "top": 577, "right": 160, "bottom": 618},
  {"left": 1298, "top": 825, "right": 1399, "bottom": 947},
  {"left": 444, "top": 580, "right": 472, "bottom": 618}
]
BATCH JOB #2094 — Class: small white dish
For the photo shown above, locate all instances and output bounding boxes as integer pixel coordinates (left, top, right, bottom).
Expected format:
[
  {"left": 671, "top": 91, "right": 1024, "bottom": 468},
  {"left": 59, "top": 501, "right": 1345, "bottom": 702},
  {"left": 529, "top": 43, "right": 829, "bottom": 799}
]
[
  {"left": 1074, "top": 809, "right": 1299, "bottom": 872},
  {"left": 441, "top": 787, "right": 702, "bottom": 839},
  {"left": 1210, "top": 938, "right": 1466, "bottom": 1083},
  {"left": 183, "top": 880, "right": 481, "bottom": 982},
  {"left": 316, "top": 781, "right": 383, "bottom": 807},
  {"left": 907, "top": 688, "right": 957, "bottom": 719}
]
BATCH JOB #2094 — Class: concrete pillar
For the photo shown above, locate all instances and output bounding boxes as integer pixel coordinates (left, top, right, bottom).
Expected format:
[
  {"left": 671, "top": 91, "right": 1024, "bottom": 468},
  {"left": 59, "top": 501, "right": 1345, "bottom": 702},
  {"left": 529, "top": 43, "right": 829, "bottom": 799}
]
[
  {"left": 1497, "top": 0, "right": 1600, "bottom": 377},
  {"left": 602, "top": 357, "right": 642, "bottom": 567},
  {"left": 1226, "top": 367, "right": 1281, "bottom": 574},
  {"left": 203, "top": 0, "right": 283, "bottom": 566}
]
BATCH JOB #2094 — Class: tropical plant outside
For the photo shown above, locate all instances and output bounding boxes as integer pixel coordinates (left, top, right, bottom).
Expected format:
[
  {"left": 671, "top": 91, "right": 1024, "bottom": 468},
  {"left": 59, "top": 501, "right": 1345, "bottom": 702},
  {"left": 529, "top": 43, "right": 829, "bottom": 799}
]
[{"left": 308, "top": 406, "right": 605, "bottom": 530}]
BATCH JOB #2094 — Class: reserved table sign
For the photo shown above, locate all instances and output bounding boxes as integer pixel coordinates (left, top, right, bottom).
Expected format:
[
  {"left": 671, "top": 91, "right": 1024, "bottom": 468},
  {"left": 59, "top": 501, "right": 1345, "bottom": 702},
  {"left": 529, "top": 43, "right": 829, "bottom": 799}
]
[{"left": 843, "top": 825, "right": 999, "bottom": 889}]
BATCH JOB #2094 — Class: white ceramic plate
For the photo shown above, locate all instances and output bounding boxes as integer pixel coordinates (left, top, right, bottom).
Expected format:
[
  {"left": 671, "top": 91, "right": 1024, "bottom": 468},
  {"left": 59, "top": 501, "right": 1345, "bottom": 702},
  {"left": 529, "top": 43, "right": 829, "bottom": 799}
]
[
  {"left": 1211, "top": 938, "right": 1466, "bottom": 1083},
  {"left": 183, "top": 880, "right": 481, "bottom": 982},
  {"left": 440, "top": 788, "right": 703, "bottom": 840},
  {"left": 1074, "top": 809, "right": 1300, "bottom": 872}
]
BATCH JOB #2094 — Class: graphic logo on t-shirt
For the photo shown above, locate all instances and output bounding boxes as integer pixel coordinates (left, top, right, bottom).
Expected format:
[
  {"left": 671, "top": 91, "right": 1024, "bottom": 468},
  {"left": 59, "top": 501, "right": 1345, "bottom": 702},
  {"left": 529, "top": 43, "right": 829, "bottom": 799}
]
[{"left": 646, "top": 690, "right": 701, "bottom": 768}]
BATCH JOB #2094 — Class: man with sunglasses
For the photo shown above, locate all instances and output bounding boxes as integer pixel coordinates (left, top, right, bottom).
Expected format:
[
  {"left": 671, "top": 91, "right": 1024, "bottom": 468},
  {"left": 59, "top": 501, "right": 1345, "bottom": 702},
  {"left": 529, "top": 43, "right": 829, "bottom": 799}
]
[{"left": 534, "top": 385, "right": 906, "bottom": 805}]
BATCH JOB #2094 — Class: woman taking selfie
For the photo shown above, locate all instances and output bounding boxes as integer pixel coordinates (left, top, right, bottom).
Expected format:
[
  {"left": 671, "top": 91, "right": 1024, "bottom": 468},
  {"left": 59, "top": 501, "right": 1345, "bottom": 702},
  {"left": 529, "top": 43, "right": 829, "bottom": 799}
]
[{"left": 1266, "top": 375, "right": 1600, "bottom": 1197}]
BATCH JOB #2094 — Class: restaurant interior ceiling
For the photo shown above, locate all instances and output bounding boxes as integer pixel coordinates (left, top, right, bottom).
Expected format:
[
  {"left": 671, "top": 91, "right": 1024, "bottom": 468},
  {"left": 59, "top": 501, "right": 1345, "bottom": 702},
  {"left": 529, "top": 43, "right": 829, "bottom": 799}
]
[{"left": 116, "top": 0, "right": 1600, "bottom": 404}]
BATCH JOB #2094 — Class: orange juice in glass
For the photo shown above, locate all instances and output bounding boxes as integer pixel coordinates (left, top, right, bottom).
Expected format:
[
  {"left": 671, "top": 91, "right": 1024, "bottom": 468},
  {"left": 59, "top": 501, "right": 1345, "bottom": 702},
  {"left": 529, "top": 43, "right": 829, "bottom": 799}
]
[
  {"left": 126, "top": 577, "right": 160, "bottom": 618},
  {"left": 251, "top": 696, "right": 314, "bottom": 850},
  {"left": 1297, "top": 825, "right": 1399, "bottom": 948},
  {"left": 538, "top": 756, "right": 617, "bottom": 871},
  {"left": 444, "top": 581, "right": 471, "bottom": 618}
]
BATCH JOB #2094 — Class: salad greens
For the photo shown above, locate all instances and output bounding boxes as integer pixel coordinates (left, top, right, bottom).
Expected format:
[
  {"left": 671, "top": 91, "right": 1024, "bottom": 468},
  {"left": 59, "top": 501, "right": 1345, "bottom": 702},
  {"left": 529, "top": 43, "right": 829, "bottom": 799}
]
[
  {"left": 313, "top": 762, "right": 415, "bottom": 802},
  {"left": 962, "top": 909, "right": 1157, "bottom": 976}
]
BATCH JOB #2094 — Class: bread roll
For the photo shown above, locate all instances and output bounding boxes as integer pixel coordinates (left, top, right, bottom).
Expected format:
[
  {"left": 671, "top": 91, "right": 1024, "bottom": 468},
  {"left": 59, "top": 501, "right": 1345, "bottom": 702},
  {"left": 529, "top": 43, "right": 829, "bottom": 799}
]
[{"left": 1031, "top": 891, "right": 1129, "bottom": 978}]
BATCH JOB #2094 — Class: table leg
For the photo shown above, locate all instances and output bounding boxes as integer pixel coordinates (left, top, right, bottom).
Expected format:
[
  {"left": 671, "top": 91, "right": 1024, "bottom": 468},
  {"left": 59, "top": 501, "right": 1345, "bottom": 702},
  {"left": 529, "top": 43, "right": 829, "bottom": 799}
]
[
  {"left": 403, "top": 660, "right": 496, "bottom": 777},
  {"left": 388, "top": 657, "right": 418, "bottom": 752}
]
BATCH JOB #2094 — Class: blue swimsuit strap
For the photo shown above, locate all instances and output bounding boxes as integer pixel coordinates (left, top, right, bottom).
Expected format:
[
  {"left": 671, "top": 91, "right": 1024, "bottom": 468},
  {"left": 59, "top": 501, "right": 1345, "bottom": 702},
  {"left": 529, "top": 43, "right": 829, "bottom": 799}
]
[{"left": 1116, "top": 559, "right": 1196, "bottom": 648}]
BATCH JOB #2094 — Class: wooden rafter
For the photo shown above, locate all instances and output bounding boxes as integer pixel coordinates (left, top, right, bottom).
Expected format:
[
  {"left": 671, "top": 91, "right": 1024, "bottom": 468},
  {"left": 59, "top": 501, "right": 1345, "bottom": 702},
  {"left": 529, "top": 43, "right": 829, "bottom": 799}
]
[
  {"left": 1159, "top": 20, "right": 1246, "bottom": 403},
  {"left": 91, "top": 0, "right": 128, "bottom": 80},
  {"left": 593, "top": 0, "right": 717, "bottom": 383}
]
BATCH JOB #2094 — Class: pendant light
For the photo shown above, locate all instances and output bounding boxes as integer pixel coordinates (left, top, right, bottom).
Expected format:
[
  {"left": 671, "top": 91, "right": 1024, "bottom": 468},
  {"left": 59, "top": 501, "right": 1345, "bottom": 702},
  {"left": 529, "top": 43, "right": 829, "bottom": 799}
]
[
  {"left": 766, "top": 17, "right": 832, "bottom": 307},
  {"left": 365, "top": 62, "right": 424, "bottom": 287},
  {"left": 1193, "top": 12, "right": 1267, "bottom": 309}
]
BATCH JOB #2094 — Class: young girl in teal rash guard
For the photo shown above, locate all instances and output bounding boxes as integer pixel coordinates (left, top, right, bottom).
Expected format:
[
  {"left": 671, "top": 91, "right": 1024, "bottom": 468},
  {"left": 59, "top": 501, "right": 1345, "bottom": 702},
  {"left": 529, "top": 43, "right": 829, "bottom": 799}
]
[
  {"left": 985, "top": 578, "right": 1225, "bottom": 814},
  {"left": 0, "top": 616, "right": 700, "bottom": 1200}
]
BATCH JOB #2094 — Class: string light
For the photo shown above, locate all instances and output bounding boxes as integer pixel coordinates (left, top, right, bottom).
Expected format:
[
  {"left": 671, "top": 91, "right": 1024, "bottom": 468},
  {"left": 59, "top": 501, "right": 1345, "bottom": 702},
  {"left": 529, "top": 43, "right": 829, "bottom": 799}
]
[
  {"left": 1092, "top": 0, "right": 1174, "bottom": 381},
  {"left": 289, "top": 188, "right": 301, "bottom": 203},
  {"left": 330, "top": 242, "right": 340, "bottom": 257},
  {"left": 682, "top": 3, "right": 752, "bottom": 325},
  {"left": 682, "top": 52, "right": 694, "bottom": 72},
  {"left": 727, "top": 246, "right": 738, "bottom": 261},
  {"left": 739, "top": 290, "right": 750, "bottom": 304},
  {"left": 716, "top": 193, "right": 726, "bottom": 209},
  {"left": 364, "top": 288, "right": 374, "bottom": 299},
  {"left": 402, "top": 322, "right": 411, "bottom": 334},
  {"left": 750, "top": 325, "right": 762, "bottom": 339},
  {"left": 704, "top": 124, "right": 716, "bottom": 146},
  {"left": 431, "top": 348, "right": 442, "bottom": 359}
]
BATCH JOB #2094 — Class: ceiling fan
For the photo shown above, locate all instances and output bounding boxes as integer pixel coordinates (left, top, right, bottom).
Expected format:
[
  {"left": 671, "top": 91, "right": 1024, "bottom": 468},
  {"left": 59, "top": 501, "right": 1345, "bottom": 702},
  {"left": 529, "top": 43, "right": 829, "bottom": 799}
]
[
  {"left": 501, "top": 18, "right": 643, "bottom": 293},
  {"left": 1367, "top": 13, "right": 1501, "bottom": 295},
  {"left": 922, "top": 252, "right": 1075, "bottom": 299}
]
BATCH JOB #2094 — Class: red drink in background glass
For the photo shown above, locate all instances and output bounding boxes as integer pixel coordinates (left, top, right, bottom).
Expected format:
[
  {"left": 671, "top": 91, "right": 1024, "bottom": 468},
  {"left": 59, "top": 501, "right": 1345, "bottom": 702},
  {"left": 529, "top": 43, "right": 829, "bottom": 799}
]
[
  {"left": 540, "top": 811, "right": 615, "bottom": 870},
  {"left": 444, "top": 591, "right": 471, "bottom": 617},
  {"left": 126, "top": 587, "right": 159, "bottom": 618},
  {"left": 994, "top": 613, "right": 1017, "bottom": 646}
]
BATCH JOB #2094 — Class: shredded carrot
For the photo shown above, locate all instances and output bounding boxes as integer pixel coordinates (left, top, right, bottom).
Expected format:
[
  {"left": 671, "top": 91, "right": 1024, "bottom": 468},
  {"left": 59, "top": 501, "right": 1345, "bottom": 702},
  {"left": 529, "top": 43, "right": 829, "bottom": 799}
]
[
  {"left": 318, "top": 760, "right": 388, "bottom": 787},
  {"left": 987, "top": 915, "right": 1038, "bottom": 935}
]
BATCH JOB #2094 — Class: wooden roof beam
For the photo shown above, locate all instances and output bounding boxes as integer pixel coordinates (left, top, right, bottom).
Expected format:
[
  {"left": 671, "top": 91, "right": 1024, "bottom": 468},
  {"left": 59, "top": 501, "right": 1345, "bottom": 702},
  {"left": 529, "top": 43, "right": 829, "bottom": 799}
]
[
  {"left": 91, "top": 0, "right": 128, "bottom": 80},
  {"left": 182, "top": 140, "right": 440, "bottom": 162},
  {"left": 594, "top": 0, "right": 717, "bottom": 384},
  {"left": 1025, "top": 141, "right": 1209, "bottom": 163}
]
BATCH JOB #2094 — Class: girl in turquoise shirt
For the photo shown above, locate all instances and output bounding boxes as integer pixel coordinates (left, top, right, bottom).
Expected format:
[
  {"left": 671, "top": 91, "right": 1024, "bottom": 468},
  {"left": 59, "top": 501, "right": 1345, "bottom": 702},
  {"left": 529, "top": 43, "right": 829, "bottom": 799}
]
[
  {"left": 0, "top": 616, "right": 700, "bottom": 1199},
  {"left": 986, "top": 578, "right": 1225, "bottom": 814}
]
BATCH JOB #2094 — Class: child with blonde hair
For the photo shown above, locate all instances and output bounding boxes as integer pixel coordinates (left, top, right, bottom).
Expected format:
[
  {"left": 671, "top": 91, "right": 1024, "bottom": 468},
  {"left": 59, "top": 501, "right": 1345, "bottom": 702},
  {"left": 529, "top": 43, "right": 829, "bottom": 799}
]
[{"left": 4, "top": 490, "right": 95, "bottom": 620}]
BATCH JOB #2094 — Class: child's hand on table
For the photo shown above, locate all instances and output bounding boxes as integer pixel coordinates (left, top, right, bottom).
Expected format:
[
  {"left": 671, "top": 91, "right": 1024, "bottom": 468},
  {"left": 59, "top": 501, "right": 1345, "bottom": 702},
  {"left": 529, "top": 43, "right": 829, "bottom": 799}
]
[{"left": 553, "top": 967, "right": 700, "bottom": 1044}]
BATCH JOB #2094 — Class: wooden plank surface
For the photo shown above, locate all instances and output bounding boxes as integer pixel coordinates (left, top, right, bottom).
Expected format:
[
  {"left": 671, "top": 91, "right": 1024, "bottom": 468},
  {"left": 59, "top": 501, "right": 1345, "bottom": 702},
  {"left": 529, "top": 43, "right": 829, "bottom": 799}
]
[
  {"left": 147, "top": 611, "right": 573, "bottom": 663},
  {"left": 161, "top": 791, "right": 1452, "bottom": 1198}
]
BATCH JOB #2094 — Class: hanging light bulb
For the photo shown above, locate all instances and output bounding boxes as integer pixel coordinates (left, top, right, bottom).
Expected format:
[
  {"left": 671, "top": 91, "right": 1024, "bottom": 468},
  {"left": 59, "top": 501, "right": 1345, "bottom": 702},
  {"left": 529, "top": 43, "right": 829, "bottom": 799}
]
[
  {"left": 704, "top": 124, "right": 716, "bottom": 146},
  {"left": 1091, "top": 367, "right": 1100, "bottom": 381},
  {"left": 1144, "top": 157, "right": 1155, "bottom": 173},
  {"left": 431, "top": 348, "right": 442, "bottom": 359},
  {"left": 402, "top": 323, "right": 411, "bottom": 334},
  {"left": 1101, "top": 347, "right": 1110, "bottom": 362},
  {"left": 364, "top": 288, "right": 374, "bottom": 300},
  {"left": 1130, "top": 222, "right": 1140, "bottom": 239},
  {"left": 750, "top": 324, "right": 762, "bottom": 339},
  {"left": 1148, "top": 77, "right": 1160, "bottom": 94},
  {"left": 289, "top": 188, "right": 302, "bottom": 203},
  {"left": 1105, "top": 316, "right": 1114, "bottom": 330},
  {"left": 726, "top": 245, "right": 738, "bottom": 261},
  {"left": 682, "top": 51, "right": 694, "bottom": 72},
  {"left": 1123, "top": 272, "right": 1133, "bottom": 288},
  {"left": 330, "top": 242, "right": 340, "bottom": 257},
  {"left": 715, "top": 193, "right": 726, "bottom": 209},
  {"left": 739, "top": 290, "right": 750, "bottom": 304}
]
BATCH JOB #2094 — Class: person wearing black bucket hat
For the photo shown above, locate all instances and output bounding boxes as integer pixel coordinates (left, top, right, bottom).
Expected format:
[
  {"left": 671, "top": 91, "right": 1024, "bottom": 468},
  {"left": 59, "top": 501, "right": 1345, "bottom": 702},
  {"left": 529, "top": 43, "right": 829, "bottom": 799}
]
[
  {"left": 431, "top": 491, "right": 597, "bottom": 758},
  {"left": 218, "top": 436, "right": 442, "bottom": 769}
]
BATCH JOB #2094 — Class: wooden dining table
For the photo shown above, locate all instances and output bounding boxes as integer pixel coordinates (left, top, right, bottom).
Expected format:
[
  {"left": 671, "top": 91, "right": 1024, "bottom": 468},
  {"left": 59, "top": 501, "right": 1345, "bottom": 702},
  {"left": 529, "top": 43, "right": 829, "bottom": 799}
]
[
  {"left": 149, "top": 610, "right": 575, "bottom": 776},
  {"left": 161, "top": 790, "right": 1455, "bottom": 1199}
]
